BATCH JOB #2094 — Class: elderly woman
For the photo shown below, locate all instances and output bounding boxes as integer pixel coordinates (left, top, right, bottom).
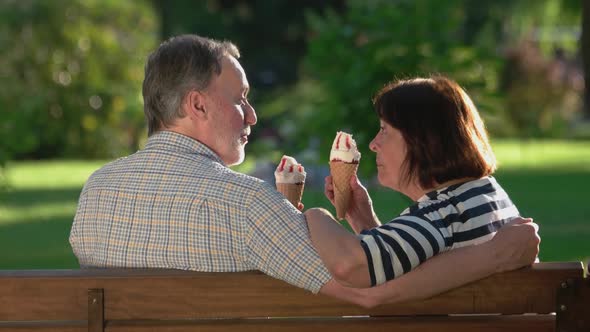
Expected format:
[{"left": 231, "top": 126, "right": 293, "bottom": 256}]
[{"left": 306, "top": 75, "right": 527, "bottom": 289}]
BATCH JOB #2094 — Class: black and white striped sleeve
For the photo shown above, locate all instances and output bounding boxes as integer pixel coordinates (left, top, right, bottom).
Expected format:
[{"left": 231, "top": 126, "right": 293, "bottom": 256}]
[{"left": 358, "top": 215, "right": 447, "bottom": 286}]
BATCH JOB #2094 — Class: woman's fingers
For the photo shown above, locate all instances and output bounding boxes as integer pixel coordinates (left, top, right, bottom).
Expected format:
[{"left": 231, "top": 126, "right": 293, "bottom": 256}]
[
  {"left": 325, "top": 175, "right": 334, "bottom": 189},
  {"left": 349, "top": 174, "right": 359, "bottom": 190}
]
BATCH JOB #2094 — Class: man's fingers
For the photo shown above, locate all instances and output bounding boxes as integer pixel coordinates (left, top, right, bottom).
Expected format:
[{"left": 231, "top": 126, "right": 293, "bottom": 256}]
[
  {"left": 505, "top": 217, "right": 540, "bottom": 245},
  {"left": 506, "top": 217, "right": 533, "bottom": 226},
  {"left": 530, "top": 221, "right": 539, "bottom": 234},
  {"left": 324, "top": 176, "right": 335, "bottom": 202},
  {"left": 297, "top": 202, "right": 305, "bottom": 211}
]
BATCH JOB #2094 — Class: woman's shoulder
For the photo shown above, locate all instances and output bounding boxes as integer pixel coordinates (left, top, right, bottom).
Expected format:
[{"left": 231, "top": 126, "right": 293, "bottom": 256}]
[
  {"left": 396, "top": 198, "right": 447, "bottom": 225},
  {"left": 397, "top": 176, "right": 506, "bottom": 219},
  {"left": 430, "top": 176, "right": 508, "bottom": 202}
]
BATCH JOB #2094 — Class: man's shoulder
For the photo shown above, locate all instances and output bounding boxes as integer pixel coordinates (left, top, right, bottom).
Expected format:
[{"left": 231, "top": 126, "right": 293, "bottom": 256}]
[
  {"left": 215, "top": 166, "right": 275, "bottom": 192},
  {"left": 83, "top": 157, "right": 124, "bottom": 183},
  {"left": 220, "top": 166, "right": 264, "bottom": 184},
  {"left": 84, "top": 155, "right": 136, "bottom": 184},
  {"left": 80, "top": 152, "right": 282, "bottom": 205}
]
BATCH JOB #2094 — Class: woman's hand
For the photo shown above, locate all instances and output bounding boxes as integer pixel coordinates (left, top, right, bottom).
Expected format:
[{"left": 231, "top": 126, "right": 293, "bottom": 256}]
[{"left": 325, "top": 175, "right": 380, "bottom": 233}]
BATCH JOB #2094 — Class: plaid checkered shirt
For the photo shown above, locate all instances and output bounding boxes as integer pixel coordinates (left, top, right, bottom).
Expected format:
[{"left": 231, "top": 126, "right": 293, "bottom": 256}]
[{"left": 70, "top": 131, "right": 331, "bottom": 293}]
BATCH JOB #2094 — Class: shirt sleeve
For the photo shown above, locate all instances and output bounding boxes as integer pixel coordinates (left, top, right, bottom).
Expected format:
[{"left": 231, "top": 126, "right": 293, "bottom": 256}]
[
  {"left": 244, "top": 182, "right": 332, "bottom": 293},
  {"left": 358, "top": 214, "right": 448, "bottom": 286}
]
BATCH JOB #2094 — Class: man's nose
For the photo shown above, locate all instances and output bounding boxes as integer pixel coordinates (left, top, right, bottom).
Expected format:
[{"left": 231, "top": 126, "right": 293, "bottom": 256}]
[{"left": 245, "top": 103, "right": 257, "bottom": 126}]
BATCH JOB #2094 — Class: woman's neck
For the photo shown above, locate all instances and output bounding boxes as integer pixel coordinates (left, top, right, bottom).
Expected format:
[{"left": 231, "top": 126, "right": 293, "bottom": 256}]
[
  {"left": 404, "top": 177, "right": 479, "bottom": 201},
  {"left": 399, "top": 180, "right": 428, "bottom": 202},
  {"left": 433, "top": 177, "right": 478, "bottom": 191}
]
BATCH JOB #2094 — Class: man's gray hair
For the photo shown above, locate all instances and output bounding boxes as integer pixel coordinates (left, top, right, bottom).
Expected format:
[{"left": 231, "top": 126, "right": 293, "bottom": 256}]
[{"left": 142, "top": 34, "right": 240, "bottom": 136}]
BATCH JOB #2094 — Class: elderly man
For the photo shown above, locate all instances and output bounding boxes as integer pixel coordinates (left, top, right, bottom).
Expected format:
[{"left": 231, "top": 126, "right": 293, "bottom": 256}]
[{"left": 70, "top": 35, "right": 539, "bottom": 307}]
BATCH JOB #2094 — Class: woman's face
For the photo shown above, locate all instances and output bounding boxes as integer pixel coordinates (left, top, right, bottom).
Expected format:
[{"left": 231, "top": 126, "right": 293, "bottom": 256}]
[{"left": 369, "top": 120, "right": 408, "bottom": 191}]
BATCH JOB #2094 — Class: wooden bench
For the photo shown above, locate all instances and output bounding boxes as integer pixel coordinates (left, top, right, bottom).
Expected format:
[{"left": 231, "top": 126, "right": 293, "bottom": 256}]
[{"left": 0, "top": 262, "right": 587, "bottom": 332}]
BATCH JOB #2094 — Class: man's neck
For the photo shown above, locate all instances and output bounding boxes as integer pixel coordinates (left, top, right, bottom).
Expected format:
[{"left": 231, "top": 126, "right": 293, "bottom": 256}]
[{"left": 164, "top": 124, "right": 197, "bottom": 141}]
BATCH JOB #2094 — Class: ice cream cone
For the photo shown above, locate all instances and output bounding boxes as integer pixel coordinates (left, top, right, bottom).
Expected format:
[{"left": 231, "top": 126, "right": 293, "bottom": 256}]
[
  {"left": 329, "top": 160, "right": 359, "bottom": 219},
  {"left": 276, "top": 182, "right": 305, "bottom": 207}
]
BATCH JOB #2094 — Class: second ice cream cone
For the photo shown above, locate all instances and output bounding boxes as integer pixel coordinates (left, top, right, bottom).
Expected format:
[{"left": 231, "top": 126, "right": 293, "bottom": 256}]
[
  {"left": 329, "top": 160, "right": 358, "bottom": 219},
  {"left": 277, "top": 182, "right": 305, "bottom": 207}
]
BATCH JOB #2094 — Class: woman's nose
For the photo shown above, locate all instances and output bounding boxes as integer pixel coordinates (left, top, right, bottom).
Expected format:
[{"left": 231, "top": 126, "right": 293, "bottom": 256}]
[{"left": 369, "top": 136, "right": 378, "bottom": 152}]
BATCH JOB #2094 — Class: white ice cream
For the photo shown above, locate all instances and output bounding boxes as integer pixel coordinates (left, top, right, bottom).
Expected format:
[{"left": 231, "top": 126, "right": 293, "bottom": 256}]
[
  {"left": 275, "top": 155, "right": 306, "bottom": 184},
  {"left": 329, "top": 131, "right": 361, "bottom": 163}
]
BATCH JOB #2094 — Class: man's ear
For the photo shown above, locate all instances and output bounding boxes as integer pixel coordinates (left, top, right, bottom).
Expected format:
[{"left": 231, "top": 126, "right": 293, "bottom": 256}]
[{"left": 184, "top": 90, "right": 208, "bottom": 120}]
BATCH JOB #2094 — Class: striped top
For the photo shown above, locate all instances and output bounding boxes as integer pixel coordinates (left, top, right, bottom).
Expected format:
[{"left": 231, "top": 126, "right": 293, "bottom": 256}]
[
  {"left": 359, "top": 177, "right": 519, "bottom": 286},
  {"left": 69, "top": 131, "right": 331, "bottom": 293}
]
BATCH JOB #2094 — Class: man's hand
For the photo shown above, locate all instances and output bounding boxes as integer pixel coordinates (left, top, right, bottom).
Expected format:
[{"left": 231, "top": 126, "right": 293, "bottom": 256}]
[
  {"left": 297, "top": 202, "right": 304, "bottom": 211},
  {"left": 320, "top": 217, "right": 541, "bottom": 307},
  {"left": 492, "top": 217, "right": 540, "bottom": 273}
]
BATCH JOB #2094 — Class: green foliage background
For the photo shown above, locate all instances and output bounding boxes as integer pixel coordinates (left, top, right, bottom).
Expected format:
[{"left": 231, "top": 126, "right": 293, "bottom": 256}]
[
  {"left": 0, "top": 0, "right": 583, "bottom": 169},
  {"left": 0, "top": 0, "right": 586, "bottom": 267},
  {"left": 0, "top": 0, "right": 158, "bottom": 164},
  {"left": 260, "top": 0, "right": 582, "bottom": 176}
]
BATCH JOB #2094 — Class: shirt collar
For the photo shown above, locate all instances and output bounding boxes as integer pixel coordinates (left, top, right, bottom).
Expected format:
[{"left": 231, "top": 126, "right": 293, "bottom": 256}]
[
  {"left": 417, "top": 176, "right": 494, "bottom": 202},
  {"left": 144, "top": 130, "right": 225, "bottom": 165}
]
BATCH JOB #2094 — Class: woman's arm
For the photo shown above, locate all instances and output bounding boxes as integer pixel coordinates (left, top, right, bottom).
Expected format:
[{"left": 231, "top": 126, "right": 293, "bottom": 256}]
[{"left": 305, "top": 208, "right": 371, "bottom": 287}]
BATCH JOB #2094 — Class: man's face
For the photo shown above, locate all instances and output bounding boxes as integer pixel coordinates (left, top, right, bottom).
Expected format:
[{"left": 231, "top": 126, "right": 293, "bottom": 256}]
[{"left": 203, "top": 56, "right": 257, "bottom": 166}]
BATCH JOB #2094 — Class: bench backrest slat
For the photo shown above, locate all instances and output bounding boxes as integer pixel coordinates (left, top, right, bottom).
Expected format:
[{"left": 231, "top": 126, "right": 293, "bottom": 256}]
[{"left": 0, "top": 262, "right": 583, "bottom": 321}]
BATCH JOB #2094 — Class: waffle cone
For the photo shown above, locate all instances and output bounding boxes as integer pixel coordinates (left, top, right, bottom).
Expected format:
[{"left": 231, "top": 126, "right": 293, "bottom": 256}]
[
  {"left": 276, "top": 182, "right": 305, "bottom": 207},
  {"left": 329, "top": 161, "right": 359, "bottom": 219}
]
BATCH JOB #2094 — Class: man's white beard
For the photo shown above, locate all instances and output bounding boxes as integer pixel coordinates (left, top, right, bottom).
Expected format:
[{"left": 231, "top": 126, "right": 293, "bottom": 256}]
[{"left": 227, "top": 143, "right": 245, "bottom": 166}]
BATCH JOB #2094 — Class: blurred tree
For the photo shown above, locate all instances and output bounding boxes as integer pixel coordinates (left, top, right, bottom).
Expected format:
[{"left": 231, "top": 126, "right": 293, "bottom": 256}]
[
  {"left": 265, "top": 0, "right": 503, "bottom": 175},
  {"left": 262, "top": 0, "right": 583, "bottom": 174},
  {"left": 0, "top": 0, "right": 158, "bottom": 165},
  {"left": 583, "top": 0, "right": 590, "bottom": 119},
  {"left": 498, "top": 0, "right": 582, "bottom": 137},
  {"left": 500, "top": 41, "right": 581, "bottom": 137},
  {"left": 150, "top": 0, "right": 345, "bottom": 91}
]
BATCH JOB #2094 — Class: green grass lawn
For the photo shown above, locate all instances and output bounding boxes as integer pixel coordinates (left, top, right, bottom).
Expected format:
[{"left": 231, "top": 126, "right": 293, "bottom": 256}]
[{"left": 0, "top": 140, "right": 589, "bottom": 268}]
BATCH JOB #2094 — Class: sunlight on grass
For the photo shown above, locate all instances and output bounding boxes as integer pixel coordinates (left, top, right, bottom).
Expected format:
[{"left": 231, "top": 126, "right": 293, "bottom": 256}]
[
  {"left": 5, "top": 158, "right": 257, "bottom": 189},
  {"left": 493, "top": 140, "right": 590, "bottom": 170},
  {"left": 0, "top": 203, "right": 78, "bottom": 225},
  {"left": 5, "top": 160, "right": 107, "bottom": 189},
  {"left": 0, "top": 139, "right": 588, "bottom": 267}
]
